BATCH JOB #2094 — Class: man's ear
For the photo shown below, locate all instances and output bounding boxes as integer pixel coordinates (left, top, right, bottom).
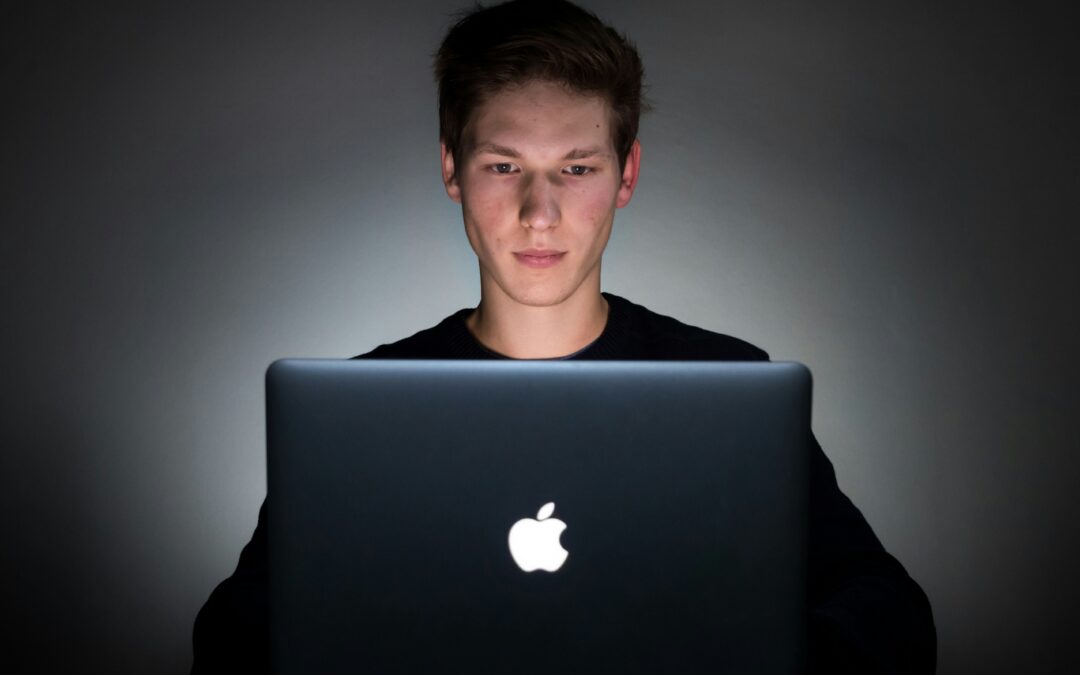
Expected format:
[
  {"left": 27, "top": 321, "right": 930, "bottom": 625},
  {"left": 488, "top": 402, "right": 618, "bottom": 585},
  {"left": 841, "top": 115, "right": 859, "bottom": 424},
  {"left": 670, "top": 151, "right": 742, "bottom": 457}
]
[
  {"left": 441, "top": 142, "right": 462, "bottom": 204},
  {"left": 615, "top": 139, "right": 642, "bottom": 209}
]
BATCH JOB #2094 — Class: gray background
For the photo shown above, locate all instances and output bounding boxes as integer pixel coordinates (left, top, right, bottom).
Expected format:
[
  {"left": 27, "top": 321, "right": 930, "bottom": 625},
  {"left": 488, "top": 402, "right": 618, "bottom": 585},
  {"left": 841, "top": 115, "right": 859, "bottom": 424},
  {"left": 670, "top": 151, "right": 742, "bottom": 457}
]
[{"left": 3, "top": 1, "right": 1076, "bottom": 672}]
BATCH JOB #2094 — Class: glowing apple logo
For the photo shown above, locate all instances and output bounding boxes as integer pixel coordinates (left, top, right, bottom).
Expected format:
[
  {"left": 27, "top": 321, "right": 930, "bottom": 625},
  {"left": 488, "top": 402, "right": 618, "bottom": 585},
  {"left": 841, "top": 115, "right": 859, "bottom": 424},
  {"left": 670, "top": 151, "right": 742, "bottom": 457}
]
[{"left": 507, "top": 502, "right": 569, "bottom": 572}]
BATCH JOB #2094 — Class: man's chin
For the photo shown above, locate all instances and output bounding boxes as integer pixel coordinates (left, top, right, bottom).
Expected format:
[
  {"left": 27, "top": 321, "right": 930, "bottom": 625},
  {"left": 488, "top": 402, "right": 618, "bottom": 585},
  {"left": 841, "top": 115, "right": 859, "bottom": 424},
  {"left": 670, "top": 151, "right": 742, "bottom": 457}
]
[
  {"left": 484, "top": 268, "right": 599, "bottom": 309},
  {"left": 502, "top": 282, "right": 579, "bottom": 308}
]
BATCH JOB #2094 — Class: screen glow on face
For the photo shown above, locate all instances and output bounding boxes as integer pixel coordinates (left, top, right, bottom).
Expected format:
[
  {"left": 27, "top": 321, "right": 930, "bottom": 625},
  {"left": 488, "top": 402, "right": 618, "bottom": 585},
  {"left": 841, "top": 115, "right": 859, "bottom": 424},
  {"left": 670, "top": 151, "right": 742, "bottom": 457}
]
[{"left": 442, "top": 80, "right": 639, "bottom": 309}]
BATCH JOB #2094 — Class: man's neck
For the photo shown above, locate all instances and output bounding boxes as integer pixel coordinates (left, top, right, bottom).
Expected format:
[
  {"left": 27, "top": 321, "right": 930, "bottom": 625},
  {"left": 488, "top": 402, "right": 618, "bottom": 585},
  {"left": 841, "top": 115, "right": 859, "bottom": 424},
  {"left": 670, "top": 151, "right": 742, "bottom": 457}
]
[{"left": 465, "top": 288, "right": 609, "bottom": 360}]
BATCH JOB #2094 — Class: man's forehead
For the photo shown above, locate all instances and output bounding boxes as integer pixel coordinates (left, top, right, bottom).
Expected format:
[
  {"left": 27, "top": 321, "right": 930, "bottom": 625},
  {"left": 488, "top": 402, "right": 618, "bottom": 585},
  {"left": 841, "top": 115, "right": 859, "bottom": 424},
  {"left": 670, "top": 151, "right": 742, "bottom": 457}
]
[{"left": 464, "top": 81, "right": 616, "bottom": 157}]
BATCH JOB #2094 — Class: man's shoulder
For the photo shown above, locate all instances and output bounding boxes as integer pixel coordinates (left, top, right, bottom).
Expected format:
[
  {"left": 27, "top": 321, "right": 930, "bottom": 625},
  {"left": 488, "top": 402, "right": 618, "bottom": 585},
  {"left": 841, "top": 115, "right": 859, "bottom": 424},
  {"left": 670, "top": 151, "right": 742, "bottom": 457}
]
[
  {"left": 606, "top": 293, "right": 769, "bottom": 362},
  {"left": 352, "top": 308, "right": 475, "bottom": 360}
]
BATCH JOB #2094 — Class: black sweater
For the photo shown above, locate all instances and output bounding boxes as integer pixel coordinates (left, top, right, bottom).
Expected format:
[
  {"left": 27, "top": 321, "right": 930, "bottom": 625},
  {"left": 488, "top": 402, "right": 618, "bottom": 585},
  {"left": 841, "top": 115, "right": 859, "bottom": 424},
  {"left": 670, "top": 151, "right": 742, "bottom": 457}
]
[{"left": 192, "top": 292, "right": 936, "bottom": 674}]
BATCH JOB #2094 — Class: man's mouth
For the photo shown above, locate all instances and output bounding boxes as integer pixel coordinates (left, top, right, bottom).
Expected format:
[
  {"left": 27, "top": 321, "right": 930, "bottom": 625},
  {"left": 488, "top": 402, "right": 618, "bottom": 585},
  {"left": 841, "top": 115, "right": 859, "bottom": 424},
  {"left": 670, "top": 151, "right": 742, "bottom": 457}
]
[{"left": 513, "top": 249, "right": 566, "bottom": 268}]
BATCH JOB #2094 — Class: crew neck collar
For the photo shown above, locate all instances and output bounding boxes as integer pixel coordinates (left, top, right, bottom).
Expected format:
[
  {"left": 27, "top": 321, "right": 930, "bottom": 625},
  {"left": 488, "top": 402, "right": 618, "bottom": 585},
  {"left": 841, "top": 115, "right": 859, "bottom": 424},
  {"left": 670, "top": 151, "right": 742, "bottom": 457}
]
[{"left": 451, "top": 292, "right": 629, "bottom": 361}]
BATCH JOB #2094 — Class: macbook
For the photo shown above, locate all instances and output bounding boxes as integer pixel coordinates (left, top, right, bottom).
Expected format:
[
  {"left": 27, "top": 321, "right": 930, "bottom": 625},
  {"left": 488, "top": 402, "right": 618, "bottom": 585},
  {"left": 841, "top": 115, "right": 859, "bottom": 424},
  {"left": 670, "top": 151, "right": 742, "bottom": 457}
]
[{"left": 266, "top": 359, "right": 811, "bottom": 674}]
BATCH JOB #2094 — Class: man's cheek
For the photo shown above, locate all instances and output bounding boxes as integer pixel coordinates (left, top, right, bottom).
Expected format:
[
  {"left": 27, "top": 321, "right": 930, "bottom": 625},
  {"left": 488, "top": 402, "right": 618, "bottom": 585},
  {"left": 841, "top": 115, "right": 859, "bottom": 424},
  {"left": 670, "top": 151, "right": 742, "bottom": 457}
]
[
  {"left": 476, "top": 194, "right": 516, "bottom": 232},
  {"left": 581, "top": 195, "right": 615, "bottom": 230}
]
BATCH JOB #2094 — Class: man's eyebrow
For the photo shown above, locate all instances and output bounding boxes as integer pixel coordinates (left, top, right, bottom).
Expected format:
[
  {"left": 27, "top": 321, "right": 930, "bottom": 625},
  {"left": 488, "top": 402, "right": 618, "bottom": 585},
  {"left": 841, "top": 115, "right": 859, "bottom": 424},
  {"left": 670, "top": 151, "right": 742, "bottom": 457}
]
[
  {"left": 562, "top": 146, "right": 608, "bottom": 160},
  {"left": 473, "top": 143, "right": 521, "bottom": 158},
  {"left": 471, "top": 143, "right": 610, "bottom": 161}
]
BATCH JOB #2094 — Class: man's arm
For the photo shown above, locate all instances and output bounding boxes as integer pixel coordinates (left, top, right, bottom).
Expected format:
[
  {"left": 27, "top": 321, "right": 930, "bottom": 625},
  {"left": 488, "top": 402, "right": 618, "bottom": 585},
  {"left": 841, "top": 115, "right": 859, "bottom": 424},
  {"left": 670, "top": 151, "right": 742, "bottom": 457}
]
[
  {"left": 191, "top": 501, "right": 270, "bottom": 674},
  {"left": 807, "top": 433, "right": 937, "bottom": 674}
]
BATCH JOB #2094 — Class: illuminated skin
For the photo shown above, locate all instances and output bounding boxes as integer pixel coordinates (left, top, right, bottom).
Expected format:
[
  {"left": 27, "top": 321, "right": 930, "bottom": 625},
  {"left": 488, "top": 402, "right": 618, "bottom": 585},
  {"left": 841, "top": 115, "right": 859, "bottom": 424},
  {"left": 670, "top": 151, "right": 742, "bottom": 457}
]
[{"left": 440, "top": 80, "right": 641, "bottom": 359}]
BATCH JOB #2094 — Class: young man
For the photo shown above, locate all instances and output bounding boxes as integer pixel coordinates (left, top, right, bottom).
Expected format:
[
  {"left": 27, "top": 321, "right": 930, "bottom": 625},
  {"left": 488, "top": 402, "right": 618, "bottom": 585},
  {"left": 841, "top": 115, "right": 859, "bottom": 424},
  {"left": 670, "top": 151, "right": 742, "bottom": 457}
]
[{"left": 193, "top": 1, "right": 936, "bottom": 672}]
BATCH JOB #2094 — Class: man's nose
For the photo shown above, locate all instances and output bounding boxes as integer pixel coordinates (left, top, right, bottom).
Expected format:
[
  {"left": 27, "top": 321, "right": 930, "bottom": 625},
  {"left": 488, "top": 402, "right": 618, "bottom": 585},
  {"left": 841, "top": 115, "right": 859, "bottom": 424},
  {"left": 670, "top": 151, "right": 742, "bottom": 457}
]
[{"left": 519, "top": 175, "right": 560, "bottom": 231}]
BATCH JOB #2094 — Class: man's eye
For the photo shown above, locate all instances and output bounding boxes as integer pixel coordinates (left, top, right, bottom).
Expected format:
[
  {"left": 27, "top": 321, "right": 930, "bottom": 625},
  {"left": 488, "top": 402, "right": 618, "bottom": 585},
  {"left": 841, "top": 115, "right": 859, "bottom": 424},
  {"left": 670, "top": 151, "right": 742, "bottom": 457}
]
[
  {"left": 566, "top": 165, "right": 591, "bottom": 176},
  {"left": 491, "top": 163, "right": 515, "bottom": 174}
]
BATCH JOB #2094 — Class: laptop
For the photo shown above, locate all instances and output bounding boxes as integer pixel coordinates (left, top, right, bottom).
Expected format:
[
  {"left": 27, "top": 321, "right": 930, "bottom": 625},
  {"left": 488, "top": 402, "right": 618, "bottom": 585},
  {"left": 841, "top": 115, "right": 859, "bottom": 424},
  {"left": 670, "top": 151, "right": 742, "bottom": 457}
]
[{"left": 266, "top": 359, "right": 811, "bottom": 674}]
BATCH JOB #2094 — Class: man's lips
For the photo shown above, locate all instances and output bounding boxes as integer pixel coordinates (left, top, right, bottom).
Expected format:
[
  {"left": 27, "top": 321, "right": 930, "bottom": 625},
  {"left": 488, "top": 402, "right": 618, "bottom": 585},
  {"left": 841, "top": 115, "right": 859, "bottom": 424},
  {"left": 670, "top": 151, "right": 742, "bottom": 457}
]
[{"left": 513, "top": 249, "right": 566, "bottom": 268}]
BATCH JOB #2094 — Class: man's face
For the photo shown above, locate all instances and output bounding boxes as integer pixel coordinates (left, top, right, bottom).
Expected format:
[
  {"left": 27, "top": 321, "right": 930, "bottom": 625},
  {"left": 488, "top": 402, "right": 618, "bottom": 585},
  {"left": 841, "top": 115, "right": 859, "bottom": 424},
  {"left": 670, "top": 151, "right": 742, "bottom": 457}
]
[{"left": 441, "top": 80, "right": 640, "bottom": 308}]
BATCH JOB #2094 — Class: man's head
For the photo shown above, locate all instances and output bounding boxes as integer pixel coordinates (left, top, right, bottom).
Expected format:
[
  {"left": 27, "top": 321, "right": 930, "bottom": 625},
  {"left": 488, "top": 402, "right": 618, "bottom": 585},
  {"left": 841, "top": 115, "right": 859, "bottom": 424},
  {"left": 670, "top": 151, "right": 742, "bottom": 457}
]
[
  {"left": 434, "top": 0, "right": 646, "bottom": 312},
  {"left": 434, "top": 0, "right": 646, "bottom": 171}
]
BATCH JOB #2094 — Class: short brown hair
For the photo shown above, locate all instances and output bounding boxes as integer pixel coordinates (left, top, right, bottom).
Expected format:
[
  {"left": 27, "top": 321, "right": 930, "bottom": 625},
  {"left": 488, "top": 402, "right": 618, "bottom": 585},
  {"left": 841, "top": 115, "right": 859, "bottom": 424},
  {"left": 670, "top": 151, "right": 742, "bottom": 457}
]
[{"left": 434, "top": 0, "right": 647, "bottom": 169}]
